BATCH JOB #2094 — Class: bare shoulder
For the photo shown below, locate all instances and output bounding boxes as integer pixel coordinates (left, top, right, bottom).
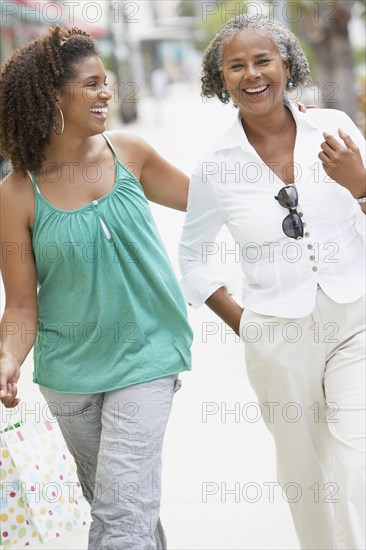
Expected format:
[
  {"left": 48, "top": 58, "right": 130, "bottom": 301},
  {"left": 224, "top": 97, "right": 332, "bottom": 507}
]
[
  {"left": 1, "top": 170, "right": 32, "bottom": 193},
  {"left": 105, "top": 131, "right": 151, "bottom": 156},
  {"left": 0, "top": 171, "right": 34, "bottom": 228},
  {"left": 104, "top": 131, "right": 155, "bottom": 179}
]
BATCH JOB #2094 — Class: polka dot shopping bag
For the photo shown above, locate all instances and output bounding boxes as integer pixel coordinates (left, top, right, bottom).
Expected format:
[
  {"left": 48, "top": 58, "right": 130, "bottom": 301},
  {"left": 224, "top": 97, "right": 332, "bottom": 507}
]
[{"left": 0, "top": 419, "right": 91, "bottom": 548}]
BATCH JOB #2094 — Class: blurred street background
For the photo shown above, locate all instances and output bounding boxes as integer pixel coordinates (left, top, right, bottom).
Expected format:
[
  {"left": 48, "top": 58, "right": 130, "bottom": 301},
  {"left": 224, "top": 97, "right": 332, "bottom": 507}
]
[
  {"left": 1, "top": 0, "right": 365, "bottom": 175},
  {"left": 1, "top": 0, "right": 366, "bottom": 135},
  {"left": 1, "top": 1, "right": 366, "bottom": 549}
]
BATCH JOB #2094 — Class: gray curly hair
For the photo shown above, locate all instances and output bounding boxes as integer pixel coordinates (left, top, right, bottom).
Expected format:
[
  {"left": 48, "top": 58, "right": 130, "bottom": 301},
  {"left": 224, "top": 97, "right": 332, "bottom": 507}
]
[{"left": 201, "top": 14, "right": 311, "bottom": 104}]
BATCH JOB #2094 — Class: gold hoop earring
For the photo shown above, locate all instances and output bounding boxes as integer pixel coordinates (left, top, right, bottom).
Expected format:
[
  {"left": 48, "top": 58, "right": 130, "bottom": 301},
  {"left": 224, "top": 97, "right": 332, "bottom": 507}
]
[{"left": 53, "top": 105, "right": 64, "bottom": 135}]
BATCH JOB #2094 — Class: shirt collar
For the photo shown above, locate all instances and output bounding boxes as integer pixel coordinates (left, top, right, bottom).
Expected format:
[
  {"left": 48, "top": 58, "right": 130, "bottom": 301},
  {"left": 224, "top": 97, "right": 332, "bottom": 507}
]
[{"left": 212, "top": 99, "right": 319, "bottom": 154}]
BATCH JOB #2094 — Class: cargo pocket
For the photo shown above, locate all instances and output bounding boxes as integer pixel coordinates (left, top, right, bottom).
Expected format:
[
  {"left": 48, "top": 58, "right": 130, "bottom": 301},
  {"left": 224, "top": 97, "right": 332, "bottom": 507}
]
[{"left": 174, "top": 376, "right": 182, "bottom": 393}]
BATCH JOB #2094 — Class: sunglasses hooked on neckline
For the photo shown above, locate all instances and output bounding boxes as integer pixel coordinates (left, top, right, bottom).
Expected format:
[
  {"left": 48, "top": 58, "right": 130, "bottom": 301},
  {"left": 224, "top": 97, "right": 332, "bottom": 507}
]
[{"left": 274, "top": 185, "right": 304, "bottom": 240}]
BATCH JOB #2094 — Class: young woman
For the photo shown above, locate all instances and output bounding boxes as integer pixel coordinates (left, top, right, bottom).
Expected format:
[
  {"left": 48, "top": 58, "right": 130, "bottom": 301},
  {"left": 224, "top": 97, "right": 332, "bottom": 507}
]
[
  {"left": 0, "top": 26, "right": 192, "bottom": 550},
  {"left": 179, "top": 15, "right": 366, "bottom": 550}
]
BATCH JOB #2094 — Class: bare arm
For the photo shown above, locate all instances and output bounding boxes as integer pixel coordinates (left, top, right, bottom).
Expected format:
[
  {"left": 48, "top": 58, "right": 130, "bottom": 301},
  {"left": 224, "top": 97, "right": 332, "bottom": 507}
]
[
  {"left": 106, "top": 131, "right": 189, "bottom": 212},
  {"left": 0, "top": 173, "right": 38, "bottom": 406},
  {"left": 205, "top": 286, "right": 243, "bottom": 336},
  {"left": 140, "top": 140, "right": 189, "bottom": 212}
]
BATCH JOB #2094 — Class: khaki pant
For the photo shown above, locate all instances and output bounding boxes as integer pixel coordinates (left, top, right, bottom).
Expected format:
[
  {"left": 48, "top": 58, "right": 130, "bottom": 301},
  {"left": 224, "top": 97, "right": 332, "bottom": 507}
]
[{"left": 240, "top": 289, "right": 365, "bottom": 549}]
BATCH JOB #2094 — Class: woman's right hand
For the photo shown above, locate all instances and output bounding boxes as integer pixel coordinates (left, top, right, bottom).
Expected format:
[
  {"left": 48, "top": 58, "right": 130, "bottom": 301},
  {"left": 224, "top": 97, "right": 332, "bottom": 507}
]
[{"left": 0, "top": 355, "right": 20, "bottom": 407}]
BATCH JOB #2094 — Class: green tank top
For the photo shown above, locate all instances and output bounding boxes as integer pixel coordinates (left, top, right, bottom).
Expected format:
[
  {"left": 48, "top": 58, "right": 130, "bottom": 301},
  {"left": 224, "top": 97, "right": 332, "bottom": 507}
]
[{"left": 29, "top": 134, "right": 192, "bottom": 393}]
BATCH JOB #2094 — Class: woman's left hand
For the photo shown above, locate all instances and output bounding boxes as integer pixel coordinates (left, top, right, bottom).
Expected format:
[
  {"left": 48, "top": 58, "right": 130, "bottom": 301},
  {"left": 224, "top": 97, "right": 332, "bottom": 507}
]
[
  {"left": 297, "top": 103, "right": 316, "bottom": 113},
  {"left": 319, "top": 129, "right": 366, "bottom": 198}
]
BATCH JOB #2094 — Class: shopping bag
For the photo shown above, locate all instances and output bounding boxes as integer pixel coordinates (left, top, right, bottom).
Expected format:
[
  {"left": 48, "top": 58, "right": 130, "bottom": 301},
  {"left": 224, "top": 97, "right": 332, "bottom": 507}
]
[{"left": 0, "top": 419, "right": 91, "bottom": 548}]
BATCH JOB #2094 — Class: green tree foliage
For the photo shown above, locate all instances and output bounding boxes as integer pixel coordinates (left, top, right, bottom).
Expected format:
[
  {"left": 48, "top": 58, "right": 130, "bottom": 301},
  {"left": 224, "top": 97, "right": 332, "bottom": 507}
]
[
  {"left": 177, "top": 0, "right": 196, "bottom": 17},
  {"left": 187, "top": 1, "right": 248, "bottom": 50},
  {"left": 176, "top": 0, "right": 364, "bottom": 122}
]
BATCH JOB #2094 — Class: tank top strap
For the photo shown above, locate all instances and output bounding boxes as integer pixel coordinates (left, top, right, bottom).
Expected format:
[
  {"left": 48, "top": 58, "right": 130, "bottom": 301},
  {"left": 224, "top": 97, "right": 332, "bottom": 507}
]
[
  {"left": 102, "top": 133, "right": 118, "bottom": 162},
  {"left": 28, "top": 135, "right": 117, "bottom": 197},
  {"left": 27, "top": 170, "right": 42, "bottom": 196}
]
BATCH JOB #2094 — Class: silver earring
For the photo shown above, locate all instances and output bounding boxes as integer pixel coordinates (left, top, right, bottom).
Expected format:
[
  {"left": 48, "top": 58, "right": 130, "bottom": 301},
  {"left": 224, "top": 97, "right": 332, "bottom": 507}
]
[
  {"left": 53, "top": 105, "right": 64, "bottom": 135},
  {"left": 221, "top": 90, "right": 229, "bottom": 100},
  {"left": 287, "top": 81, "right": 294, "bottom": 89}
]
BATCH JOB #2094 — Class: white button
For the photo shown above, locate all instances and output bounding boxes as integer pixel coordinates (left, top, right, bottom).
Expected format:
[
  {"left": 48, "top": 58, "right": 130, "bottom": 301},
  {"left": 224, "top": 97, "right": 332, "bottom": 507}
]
[
  {"left": 312, "top": 266, "right": 318, "bottom": 272},
  {"left": 93, "top": 200, "right": 98, "bottom": 206}
]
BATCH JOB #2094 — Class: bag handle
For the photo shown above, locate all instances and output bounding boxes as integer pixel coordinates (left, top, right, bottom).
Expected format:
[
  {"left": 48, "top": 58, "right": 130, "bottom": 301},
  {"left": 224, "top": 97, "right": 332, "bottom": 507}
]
[{"left": 0, "top": 403, "right": 22, "bottom": 432}]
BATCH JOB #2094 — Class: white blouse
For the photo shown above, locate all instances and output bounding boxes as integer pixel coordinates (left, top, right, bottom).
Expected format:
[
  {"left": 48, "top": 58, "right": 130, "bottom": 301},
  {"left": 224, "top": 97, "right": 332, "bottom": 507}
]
[{"left": 179, "top": 103, "right": 365, "bottom": 317}]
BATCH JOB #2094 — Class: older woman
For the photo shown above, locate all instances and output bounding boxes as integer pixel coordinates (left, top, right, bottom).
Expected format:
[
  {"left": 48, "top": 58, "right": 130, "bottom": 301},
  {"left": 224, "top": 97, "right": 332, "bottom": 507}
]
[{"left": 179, "top": 15, "right": 366, "bottom": 550}]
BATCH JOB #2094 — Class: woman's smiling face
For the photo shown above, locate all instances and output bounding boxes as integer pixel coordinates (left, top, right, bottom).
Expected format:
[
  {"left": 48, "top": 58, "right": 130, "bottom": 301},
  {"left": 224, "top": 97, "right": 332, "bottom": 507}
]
[
  {"left": 220, "top": 29, "right": 290, "bottom": 119},
  {"left": 58, "top": 56, "right": 112, "bottom": 137}
]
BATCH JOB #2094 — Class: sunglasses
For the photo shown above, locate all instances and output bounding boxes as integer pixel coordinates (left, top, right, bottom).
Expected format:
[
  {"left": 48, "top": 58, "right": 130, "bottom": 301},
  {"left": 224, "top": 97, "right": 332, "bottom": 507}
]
[{"left": 274, "top": 185, "right": 303, "bottom": 240}]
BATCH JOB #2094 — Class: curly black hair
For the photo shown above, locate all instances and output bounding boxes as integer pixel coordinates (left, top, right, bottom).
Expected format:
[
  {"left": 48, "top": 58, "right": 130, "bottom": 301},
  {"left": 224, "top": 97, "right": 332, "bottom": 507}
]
[
  {"left": 201, "top": 14, "right": 311, "bottom": 105},
  {"left": 0, "top": 26, "right": 98, "bottom": 176}
]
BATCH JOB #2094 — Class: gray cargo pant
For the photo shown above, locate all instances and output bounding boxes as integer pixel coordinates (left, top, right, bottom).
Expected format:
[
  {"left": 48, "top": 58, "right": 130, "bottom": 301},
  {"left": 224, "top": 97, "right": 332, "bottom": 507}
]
[{"left": 40, "top": 374, "right": 181, "bottom": 550}]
